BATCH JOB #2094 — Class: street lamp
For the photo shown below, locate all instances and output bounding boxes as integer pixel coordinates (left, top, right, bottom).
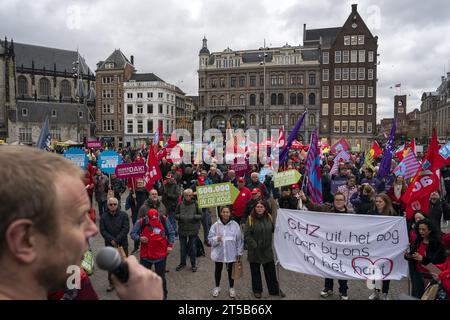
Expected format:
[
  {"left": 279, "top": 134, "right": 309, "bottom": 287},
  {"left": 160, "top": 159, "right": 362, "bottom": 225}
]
[{"left": 259, "top": 42, "right": 269, "bottom": 129}]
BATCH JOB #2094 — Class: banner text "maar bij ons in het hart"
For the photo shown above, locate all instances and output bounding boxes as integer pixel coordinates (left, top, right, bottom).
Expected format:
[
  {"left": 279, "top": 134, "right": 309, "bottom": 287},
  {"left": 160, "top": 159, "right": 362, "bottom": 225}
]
[{"left": 274, "top": 209, "right": 409, "bottom": 280}]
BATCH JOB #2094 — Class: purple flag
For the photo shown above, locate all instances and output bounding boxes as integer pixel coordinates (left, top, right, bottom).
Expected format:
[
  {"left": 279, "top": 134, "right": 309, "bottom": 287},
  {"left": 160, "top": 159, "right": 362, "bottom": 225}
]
[
  {"left": 378, "top": 119, "right": 397, "bottom": 179},
  {"left": 279, "top": 111, "right": 307, "bottom": 165},
  {"left": 305, "top": 129, "right": 322, "bottom": 203}
]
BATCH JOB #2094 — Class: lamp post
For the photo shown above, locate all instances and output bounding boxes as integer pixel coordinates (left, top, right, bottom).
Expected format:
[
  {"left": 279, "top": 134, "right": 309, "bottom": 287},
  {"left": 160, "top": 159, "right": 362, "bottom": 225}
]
[{"left": 259, "top": 41, "right": 269, "bottom": 129}]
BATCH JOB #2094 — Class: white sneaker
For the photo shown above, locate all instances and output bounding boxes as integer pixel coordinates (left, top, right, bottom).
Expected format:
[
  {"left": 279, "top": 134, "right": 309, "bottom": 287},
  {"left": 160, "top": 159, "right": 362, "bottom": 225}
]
[
  {"left": 381, "top": 293, "right": 389, "bottom": 300},
  {"left": 369, "top": 291, "right": 380, "bottom": 300},
  {"left": 320, "top": 289, "right": 333, "bottom": 298},
  {"left": 229, "top": 288, "right": 236, "bottom": 299},
  {"left": 212, "top": 287, "right": 220, "bottom": 297},
  {"left": 339, "top": 294, "right": 348, "bottom": 300}
]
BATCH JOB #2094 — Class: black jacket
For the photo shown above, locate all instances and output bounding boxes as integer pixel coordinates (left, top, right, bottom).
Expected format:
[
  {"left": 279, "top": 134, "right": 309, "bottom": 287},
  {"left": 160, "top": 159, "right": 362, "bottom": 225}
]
[
  {"left": 100, "top": 210, "right": 130, "bottom": 248},
  {"left": 407, "top": 237, "right": 446, "bottom": 266},
  {"left": 428, "top": 200, "right": 443, "bottom": 231},
  {"left": 278, "top": 196, "right": 298, "bottom": 209},
  {"left": 243, "top": 198, "right": 272, "bottom": 224}
]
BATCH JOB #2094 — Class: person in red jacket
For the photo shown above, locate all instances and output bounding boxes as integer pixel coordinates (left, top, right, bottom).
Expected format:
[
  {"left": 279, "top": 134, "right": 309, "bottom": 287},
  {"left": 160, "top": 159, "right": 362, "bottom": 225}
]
[
  {"left": 130, "top": 209, "right": 175, "bottom": 300},
  {"left": 232, "top": 177, "right": 252, "bottom": 225}
]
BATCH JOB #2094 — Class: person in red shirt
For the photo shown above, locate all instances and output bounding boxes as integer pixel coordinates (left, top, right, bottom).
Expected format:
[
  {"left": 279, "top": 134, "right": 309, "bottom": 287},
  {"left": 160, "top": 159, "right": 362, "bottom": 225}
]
[{"left": 232, "top": 177, "right": 252, "bottom": 225}]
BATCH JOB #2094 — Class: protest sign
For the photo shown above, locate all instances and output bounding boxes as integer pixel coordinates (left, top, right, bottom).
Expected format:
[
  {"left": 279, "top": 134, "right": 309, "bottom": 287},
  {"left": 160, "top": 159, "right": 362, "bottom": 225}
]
[
  {"left": 331, "top": 179, "right": 347, "bottom": 194},
  {"left": 86, "top": 141, "right": 102, "bottom": 149},
  {"left": 274, "top": 209, "right": 409, "bottom": 280},
  {"left": 196, "top": 182, "right": 240, "bottom": 209},
  {"left": 273, "top": 170, "right": 302, "bottom": 188},
  {"left": 115, "top": 163, "right": 146, "bottom": 179},
  {"left": 64, "top": 148, "right": 88, "bottom": 169},
  {"left": 259, "top": 166, "right": 274, "bottom": 183},
  {"left": 98, "top": 151, "right": 122, "bottom": 174}
]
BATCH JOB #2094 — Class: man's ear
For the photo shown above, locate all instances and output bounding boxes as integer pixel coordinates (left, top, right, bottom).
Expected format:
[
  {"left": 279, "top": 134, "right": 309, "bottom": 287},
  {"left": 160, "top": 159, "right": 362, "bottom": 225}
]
[{"left": 5, "top": 219, "right": 38, "bottom": 264}]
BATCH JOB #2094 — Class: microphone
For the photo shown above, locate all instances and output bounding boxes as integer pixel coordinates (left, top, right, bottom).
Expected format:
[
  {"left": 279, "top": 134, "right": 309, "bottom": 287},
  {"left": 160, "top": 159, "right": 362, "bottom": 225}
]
[{"left": 95, "top": 247, "right": 129, "bottom": 283}]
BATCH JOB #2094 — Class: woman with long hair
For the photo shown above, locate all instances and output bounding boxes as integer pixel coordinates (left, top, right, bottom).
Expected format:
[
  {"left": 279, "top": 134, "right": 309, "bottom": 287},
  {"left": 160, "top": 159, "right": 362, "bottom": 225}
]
[
  {"left": 367, "top": 193, "right": 396, "bottom": 300},
  {"left": 337, "top": 174, "right": 358, "bottom": 212},
  {"left": 405, "top": 219, "right": 447, "bottom": 298},
  {"left": 388, "top": 175, "right": 407, "bottom": 216},
  {"left": 208, "top": 206, "right": 244, "bottom": 299},
  {"left": 244, "top": 201, "right": 285, "bottom": 299}
]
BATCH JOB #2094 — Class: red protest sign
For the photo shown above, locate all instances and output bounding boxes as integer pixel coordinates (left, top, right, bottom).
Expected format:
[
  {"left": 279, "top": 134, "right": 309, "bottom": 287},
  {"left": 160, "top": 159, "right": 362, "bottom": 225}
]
[
  {"left": 115, "top": 163, "right": 146, "bottom": 179},
  {"left": 87, "top": 141, "right": 102, "bottom": 149}
]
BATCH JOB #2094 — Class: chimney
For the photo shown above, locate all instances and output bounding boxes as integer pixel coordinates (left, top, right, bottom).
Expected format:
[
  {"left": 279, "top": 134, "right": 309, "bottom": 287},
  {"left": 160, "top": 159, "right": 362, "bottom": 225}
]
[
  {"left": 352, "top": 4, "right": 357, "bottom": 13},
  {"left": 130, "top": 55, "right": 134, "bottom": 65},
  {"left": 303, "top": 24, "right": 306, "bottom": 43}
]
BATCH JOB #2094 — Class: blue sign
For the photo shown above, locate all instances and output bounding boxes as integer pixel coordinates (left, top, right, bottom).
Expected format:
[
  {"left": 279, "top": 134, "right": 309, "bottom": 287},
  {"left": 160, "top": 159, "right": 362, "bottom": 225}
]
[
  {"left": 98, "top": 151, "right": 122, "bottom": 174},
  {"left": 259, "top": 167, "right": 273, "bottom": 183},
  {"left": 64, "top": 148, "right": 88, "bottom": 169},
  {"left": 439, "top": 141, "right": 450, "bottom": 160}
]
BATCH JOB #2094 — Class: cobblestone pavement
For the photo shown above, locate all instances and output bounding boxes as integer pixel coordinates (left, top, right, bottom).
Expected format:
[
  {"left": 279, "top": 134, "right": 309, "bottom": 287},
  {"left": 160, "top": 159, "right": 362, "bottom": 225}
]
[{"left": 89, "top": 193, "right": 449, "bottom": 300}]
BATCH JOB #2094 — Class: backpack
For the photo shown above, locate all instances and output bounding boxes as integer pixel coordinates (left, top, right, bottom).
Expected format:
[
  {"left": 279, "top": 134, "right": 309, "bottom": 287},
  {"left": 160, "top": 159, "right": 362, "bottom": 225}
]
[{"left": 139, "top": 215, "right": 169, "bottom": 241}]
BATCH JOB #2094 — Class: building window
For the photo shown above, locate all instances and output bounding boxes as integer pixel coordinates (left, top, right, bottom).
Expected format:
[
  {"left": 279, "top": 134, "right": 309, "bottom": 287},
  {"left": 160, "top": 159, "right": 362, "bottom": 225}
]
[
  {"left": 334, "top": 121, "right": 340, "bottom": 133},
  {"left": 358, "top": 85, "right": 365, "bottom": 98},
  {"left": 351, "top": 35, "right": 358, "bottom": 45},
  {"left": 230, "top": 76, "right": 236, "bottom": 88},
  {"left": 323, "top": 52, "right": 329, "bottom": 64},
  {"left": 343, "top": 50, "right": 349, "bottom": 63},
  {"left": 350, "top": 103, "right": 357, "bottom": 115},
  {"left": 220, "top": 96, "right": 225, "bottom": 106},
  {"left": 341, "top": 121, "right": 348, "bottom": 133},
  {"left": 358, "top": 35, "right": 365, "bottom": 45},
  {"left": 322, "top": 86, "right": 329, "bottom": 99},
  {"left": 334, "top": 86, "right": 341, "bottom": 98},
  {"left": 137, "top": 120, "right": 143, "bottom": 133},
  {"left": 349, "top": 120, "right": 356, "bottom": 133},
  {"left": 358, "top": 68, "right": 365, "bottom": 80},
  {"left": 102, "top": 77, "right": 111, "bottom": 84},
  {"left": 51, "top": 109, "right": 57, "bottom": 117},
  {"left": 351, "top": 50, "right": 358, "bottom": 63},
  {"left": 278, "top": 75, "right": 284, "bottom": 85},
  {"left": 290, "top": 93, "right": 296, "bottom": 105},
  {"left": 220, "top": 78, "right": 225, "bottom": 88},
  {"left": 250, "top": 76, "right": 256, "bottom": 87},
  {"left": 158, "top": 92, "right": 163, "bottom": 98},
  {"left": 335, "top": 68, "right": 341, "bottom": 81},
  {"left": 239, "top": 95, "right": 245, "bottom": 105},
  {"left": 250, "top": 94, "right": 256, "bottom": 106},
  {"left": 250, "top": 114, "right": 256, "bottom": 126},
  {"left": 39, "top": 78, "right": 50, "bottom": 96},
  {"left": 367, "top": 122, "right": 373, "bottom": 133},
  {"left": 368, "top": 51, "right": 374, "bottom": 63},
  {"left": 271, "top": 94, "right": 277, "bottom": 105},
  {"left": 231, "top": 95, "right": 237, "bottom": 105},
  {"left": 147, "top": 104, "right": 153, "bottom": 113},
  {"left": 147, "top": 120, "right": 153, "bottom": 133},
  {"left": 368, "top": 69, "right": 374, "bottom": 80},
  {"left": 290, "top": 114, "right": 296, "bottom": 125},
  {"left": 350, "top": 85, "right": 357, "bottom": 98},
  {"left": 278, "top": 114, "right": 283, "bottom": 125},
  {"left": 277, "top": 94, "right": 284, "bottom": 105},
  {"left": 368, "top": 87, "right": 374, "bottom": 98},
  {"left": 239, "top": 76, "right": 245, "bottom": 87},
  {"left": 271, "top": 114, "right": 277, "bottom": 125},
  {"left": 342, "top": 103, "right": 348, "bottom": 115},
  {"left": 357, "top": 121, "right": 364, "bottom": 133},
  {"left": 147, "top": 92, "right": 153, "bottom": 98},
  {"left": 309, "top": 74, "right": 316, "bottom": 86},
  {"left": 137, "top": 93, "right": 143, "bottom": 99},
  {"left": 103, "top": 120, "right": 114, "bottom": 131},
  {"left": 342, "top": 68, "right": 349, "bottom": 80},
  {"left": 137, "top": 105, "right": 143, "bottom": 113},
  {"left": 323, "top": 69, "right": 329, "bottom": 81},
  {"left": 21, "top": 108, "right": 28, "bottom": 117},
  {"left": 19, "top": 128, "right": 32, "bottom": 143},
  {"left": 342, "top": 86, "right": 349, "bottom": 98},
  {"left": 78, "top": 111, "right": 83, "bottom": 118},
  {"left": 334, "top": 103, "right": 341, "bottom": 115},
  {"left": 127, "top": 104, "right": 133, "bottom": 114},
  {"left": 359, "top": 50, "right": 365, "bottom": 63},
  {"left": 259, "top": 75, "right": 264, "bottom": 86},
  {"left": 335, "top": 51, "right": 341, "bottom": 63},
  {"left": 127, "top": 120, "right": 133, "bottom": 134},
  {"left": 358, "top": 103, "right": 365, "bottom": 115},
  {"left": 171, "top": 105, "right": 174, "bottom": 116},
  {"left": 309, "top": 93, "right": 316, "bottom": 106},
  {"left": 367, "top": 104, "right": 373, "bottom": 115},
  {"left": 297, "top": 93, "right": 304, "bottom": 105},
  {"left": 61, "top": 80, "right": 71, "bottom": 97},
  {"left": 127, "top": 93, "right": 133, "bottom": 99},
  {"left": 309, "top": 114, "right": 316, "bottom": 126},
  {"left": 159, "top": 104, "right": 163, "bottom": 113},
  {"left": 350, "top": 68, "right": 357, "bottom": 81},
  {"left": 344, "top": 36, "right": 350, "bottom": 46},
  {"left": 18, "top": 76, "right": 28, "bottom": 96},
  {"left": 103, "top": 104, "right": 113, "bottom": 114},
  {"left": 322, "top": 103, "right": 329, "bottom": 116},
  {"left": 271, "top": 75, "right": 277, "bottom": 86}
]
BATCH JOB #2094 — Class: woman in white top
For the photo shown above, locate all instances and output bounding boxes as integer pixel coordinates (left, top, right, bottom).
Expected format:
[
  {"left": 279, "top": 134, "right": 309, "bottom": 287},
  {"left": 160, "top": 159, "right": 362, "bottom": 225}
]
[{"left": 208, "top": 206, "right": 244, "bottom": 298}]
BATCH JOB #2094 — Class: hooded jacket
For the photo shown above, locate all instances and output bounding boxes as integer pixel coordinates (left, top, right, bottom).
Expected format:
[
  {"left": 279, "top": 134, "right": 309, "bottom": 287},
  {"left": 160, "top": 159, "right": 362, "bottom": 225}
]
[
  {"left": 208, "top": 217, "right": 244, "bottom": 263},
  {"left": 244, "top": 214, "right": 275, "bottom": 264}
]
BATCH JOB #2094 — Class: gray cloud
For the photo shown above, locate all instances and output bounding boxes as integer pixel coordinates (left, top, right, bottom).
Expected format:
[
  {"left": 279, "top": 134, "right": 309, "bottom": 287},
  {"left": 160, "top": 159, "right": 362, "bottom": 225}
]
[{"left": 1, "top": 0, "right": 450, "bottom": 121}]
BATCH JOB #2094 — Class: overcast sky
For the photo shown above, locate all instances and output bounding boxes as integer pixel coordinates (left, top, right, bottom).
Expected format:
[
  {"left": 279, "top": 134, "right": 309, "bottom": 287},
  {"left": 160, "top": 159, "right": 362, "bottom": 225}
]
[{"left": 2, "top": 0, "right": 450, "bottom": 122}]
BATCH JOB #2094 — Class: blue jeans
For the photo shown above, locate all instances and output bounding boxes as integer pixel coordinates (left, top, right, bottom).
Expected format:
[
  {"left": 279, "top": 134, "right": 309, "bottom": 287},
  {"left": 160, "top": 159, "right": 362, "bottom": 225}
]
[
  {"left": 179, "top": 235, "right": 198, "bottom": 267},
  {"left": 97, "top": 200, "right": 107, "bottom": 217},
  {"left": 201, "top": 208, "right": 212, "bottom": 243}
]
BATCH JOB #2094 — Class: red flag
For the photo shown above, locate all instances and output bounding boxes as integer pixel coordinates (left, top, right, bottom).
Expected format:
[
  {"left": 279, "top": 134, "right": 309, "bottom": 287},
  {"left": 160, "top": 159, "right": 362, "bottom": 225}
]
[
  {"left": 396, "top": 139, "right": 416, "bottom": 161},
  {"left": 370, "top": 141, "right": 383, "bottom": 158},
  {"left": 144, "top": 147, "right": 162, "bottom": 191},
  {"left": 330, "top": 138, "right": 350, "bottom": 154},
  {"left": 402, "top": 130, "right": 440, "bottom": 220}
]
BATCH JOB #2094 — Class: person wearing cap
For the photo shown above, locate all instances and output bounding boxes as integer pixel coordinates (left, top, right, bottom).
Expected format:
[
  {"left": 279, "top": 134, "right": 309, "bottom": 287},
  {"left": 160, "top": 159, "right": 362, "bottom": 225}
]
[
  {"left": 232, "top": 177, "right": 252, "bottom": 224},
  {"left": 245, "top": 172, "right": 268, "bottom": 199},
  {"left": 130, "top": 208, "right": 175, "bottom": 300}
]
